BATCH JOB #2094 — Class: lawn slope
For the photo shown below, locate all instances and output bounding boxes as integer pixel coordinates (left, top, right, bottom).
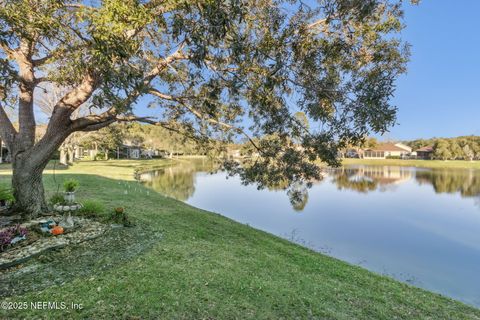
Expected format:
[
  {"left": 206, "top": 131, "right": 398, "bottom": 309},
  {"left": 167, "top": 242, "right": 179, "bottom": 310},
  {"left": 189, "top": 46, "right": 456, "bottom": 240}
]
[{"left": 0, "top": 160, "right": 479, "bottom": 319}]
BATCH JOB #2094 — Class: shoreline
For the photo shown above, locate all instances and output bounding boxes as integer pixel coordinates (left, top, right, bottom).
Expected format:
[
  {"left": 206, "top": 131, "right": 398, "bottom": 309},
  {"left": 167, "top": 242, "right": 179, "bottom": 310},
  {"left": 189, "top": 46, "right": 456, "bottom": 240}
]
[{"left": 0, "top": 160, "right": 479, "bottom": 318}]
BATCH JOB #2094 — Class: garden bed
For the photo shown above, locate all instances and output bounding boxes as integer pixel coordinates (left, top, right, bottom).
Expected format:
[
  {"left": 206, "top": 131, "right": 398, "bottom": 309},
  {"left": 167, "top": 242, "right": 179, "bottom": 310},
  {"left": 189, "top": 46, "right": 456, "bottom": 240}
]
[
  {"left": 0, "top": 222, "right": 163, "bottom": 297},
  {"left": 0, "top": 215, "right": 107, "bottom": 269}
]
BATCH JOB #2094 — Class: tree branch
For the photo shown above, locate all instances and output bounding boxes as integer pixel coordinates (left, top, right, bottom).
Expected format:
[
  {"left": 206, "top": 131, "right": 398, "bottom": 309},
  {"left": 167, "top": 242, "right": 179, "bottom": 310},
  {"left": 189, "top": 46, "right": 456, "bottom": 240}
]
[
  {"left": 0, "top": 41, "right": 16, "bottom": 59},
  {"left": 148, "top": 88, "right": 262, "bottom": 153},
  {"left": 32, "top": 43, "right": 87, "bottom": 67},
  {"left": 144, "top": 43, "right": 188, "bottom": 83}
]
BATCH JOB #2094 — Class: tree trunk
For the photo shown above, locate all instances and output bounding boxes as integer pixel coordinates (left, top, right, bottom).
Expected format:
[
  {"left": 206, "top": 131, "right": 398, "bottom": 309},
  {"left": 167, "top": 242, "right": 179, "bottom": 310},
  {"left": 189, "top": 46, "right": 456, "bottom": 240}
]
[
  {"left": 11, "top": 156, "right": 49, "bottom": 219},
  {"left": 60, "top": 147, "right": 67, "bottom": 165},
  {"left": 8, "top": 125, "right": 71, "bottom": 219},
  {"left": 67, "top": 147, "right": 74, "bottom": 164}
]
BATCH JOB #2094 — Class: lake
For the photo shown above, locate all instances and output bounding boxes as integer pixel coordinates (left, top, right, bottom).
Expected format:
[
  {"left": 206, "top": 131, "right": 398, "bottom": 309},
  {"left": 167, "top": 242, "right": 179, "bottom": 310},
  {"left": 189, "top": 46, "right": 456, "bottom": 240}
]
[{"left": 139, "top": 160, "right": 480, "bottom": 307}]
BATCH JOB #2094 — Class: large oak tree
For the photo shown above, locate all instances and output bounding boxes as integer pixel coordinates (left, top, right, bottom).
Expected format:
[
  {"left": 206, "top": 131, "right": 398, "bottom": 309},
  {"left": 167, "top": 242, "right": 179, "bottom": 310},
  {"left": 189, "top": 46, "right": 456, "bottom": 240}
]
[{"left": 0, "top": 0, "right": 411, "bottom": 218}]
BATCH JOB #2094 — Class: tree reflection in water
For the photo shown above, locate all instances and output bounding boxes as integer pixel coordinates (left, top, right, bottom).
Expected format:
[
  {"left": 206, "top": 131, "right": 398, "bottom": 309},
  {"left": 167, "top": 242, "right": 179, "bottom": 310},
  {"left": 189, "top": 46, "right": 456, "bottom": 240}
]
[
  {"left": 415, "top": 169, "right": 480, "bottom": 198},
  {"left": 139, "top": 161, "right": 480, "bottom": 211},
  {"left": 138, "top": 159, "right": 217, "bottom": 201}
]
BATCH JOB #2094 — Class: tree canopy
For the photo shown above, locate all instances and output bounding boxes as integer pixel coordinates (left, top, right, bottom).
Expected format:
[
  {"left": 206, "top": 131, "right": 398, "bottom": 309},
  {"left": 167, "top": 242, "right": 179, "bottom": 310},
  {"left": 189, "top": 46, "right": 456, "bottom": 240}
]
[
  {"left": 0, "top": 0, "right": 413, "bottom": 215},
  {"left": 406, "top": 136, "right": 480, "bottom": 161}
]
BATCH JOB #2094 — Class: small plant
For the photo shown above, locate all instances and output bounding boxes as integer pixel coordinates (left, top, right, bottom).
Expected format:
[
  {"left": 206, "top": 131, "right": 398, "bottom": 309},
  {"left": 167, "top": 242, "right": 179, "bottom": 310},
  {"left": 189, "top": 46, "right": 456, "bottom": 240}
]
[
  {"left": 0, "top": 182, "right": 15, "bottom": 207},
  {"left": 49, "top": 193, "right": 65, "bottom": 205},
  {"left": 63, "top": 179, "right": 79, "bottom": 192},
  {"left": 0, "top": 188, "right": 14, "bottom": 207},
  {"left": 0, "top": 225, "right": 28, "bottom": 252},
  {"left": 94, "top": 152, "right": 107, "bottom": 161},
  {"left": 78, "top": 200, "right": 105, "bottom": 218},
  {"left": 108, "top": 207, "right": 133, "bottom": 227}
]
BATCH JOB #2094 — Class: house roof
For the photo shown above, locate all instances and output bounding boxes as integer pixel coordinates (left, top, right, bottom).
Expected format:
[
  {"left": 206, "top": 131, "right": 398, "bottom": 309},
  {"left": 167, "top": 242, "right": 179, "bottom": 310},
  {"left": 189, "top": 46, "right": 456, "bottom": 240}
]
[
  {"left": 416, "top": 146, "right": 434, "bottom": 152},
  {"left": 364, "top": 143, "right": 410, "bottom": 152}
]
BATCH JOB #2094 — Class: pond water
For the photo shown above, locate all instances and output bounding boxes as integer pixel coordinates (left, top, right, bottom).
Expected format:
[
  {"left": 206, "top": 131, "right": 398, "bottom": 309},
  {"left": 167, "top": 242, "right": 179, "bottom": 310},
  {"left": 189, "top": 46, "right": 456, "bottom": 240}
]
[{"left": 139, "top": 160, "right": 480, "bottom": 307}]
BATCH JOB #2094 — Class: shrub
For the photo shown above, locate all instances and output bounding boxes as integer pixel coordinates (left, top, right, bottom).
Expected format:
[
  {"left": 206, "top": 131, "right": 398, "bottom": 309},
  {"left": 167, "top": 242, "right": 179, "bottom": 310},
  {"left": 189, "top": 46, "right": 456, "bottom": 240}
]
[
  {"left": 0, "top": 181, "right": 14, "bottom": 204},
  {"left": 108, "top": 207, "right": 133, "bottom": 227},
  {"left": 0, "top": 225, "right": 28, "bottom": 252},
  {"left": 63, "top": 179, "right": 79, "bottom": 192},
  {"left": 0, "top": 187, "right": 14, "bottom": 203},
  {"left": 49, "top": 193, "right": 65, "bottom": 205},
  {"left": 78, "top": 200, "right": 105, "bottom": 218}
]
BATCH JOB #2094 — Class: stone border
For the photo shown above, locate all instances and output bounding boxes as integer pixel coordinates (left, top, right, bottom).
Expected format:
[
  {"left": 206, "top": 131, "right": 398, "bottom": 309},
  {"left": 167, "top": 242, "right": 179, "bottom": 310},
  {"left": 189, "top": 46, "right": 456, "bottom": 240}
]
[{"left": 53, "top": 203, "right": 83, "bottom": 212}]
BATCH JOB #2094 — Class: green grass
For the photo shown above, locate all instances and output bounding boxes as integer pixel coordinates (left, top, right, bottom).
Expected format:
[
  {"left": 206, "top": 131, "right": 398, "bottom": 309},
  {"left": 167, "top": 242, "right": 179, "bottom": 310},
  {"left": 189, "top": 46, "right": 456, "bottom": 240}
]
[
  {"left": 1, "top": 159, "right": 479, "bottom": 319},
  {"left": 342, "top": 158, "right": 480, "bottom": 169}
]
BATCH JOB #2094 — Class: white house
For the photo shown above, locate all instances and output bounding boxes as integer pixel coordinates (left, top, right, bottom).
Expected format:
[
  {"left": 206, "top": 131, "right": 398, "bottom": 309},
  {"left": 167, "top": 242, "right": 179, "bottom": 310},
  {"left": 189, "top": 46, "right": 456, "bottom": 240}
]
[{"left": 362, "top": 143, "right": 412, "bottom": 159}]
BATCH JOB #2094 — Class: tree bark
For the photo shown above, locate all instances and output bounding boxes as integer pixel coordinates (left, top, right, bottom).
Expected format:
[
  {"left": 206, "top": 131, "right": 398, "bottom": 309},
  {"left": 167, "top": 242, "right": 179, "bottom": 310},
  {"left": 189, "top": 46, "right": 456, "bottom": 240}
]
[
  {"left": 9, "top": 124, "right": 71, "bottom": 218},
  {"left": 11, "top": 155, "right": 49, "bottom": 219}
]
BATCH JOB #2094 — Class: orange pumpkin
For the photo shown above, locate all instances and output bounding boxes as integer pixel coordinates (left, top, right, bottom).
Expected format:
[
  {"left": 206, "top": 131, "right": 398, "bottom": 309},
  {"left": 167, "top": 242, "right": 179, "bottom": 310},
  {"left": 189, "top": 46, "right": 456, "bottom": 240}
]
[{"left": 51, "top": 226, "right": 64, "bottom": 235}]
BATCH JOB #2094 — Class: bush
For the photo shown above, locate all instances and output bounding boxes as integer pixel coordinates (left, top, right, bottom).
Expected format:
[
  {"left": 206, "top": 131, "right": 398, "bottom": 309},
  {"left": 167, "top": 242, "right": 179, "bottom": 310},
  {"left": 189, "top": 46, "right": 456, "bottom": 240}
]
[
  {"left": 78, "top": 200, "right": 105, "bottom": 218},
  {"left": 1, "top": 225, "right": 28, "bottom": 252},
  {"left": 94, "top": 152, "right": 107, "bottom": 161},
  {"left": 108, "top": 207, "right": 133, "bottom": 227},
  {"left": 0, "top": 187, "right": 14, "bottom": 203},
  {"left": 386, "top": 155, "right": 402, "bottom": 159},
  {"left": 49, "top": 193, "right": 65, "bottom": 205},
  {"left": 0, "top": 181, "right": 14, "bottom": 204},
  {"left": 63, "top": 179, "right": 79, "bottom": 192}
]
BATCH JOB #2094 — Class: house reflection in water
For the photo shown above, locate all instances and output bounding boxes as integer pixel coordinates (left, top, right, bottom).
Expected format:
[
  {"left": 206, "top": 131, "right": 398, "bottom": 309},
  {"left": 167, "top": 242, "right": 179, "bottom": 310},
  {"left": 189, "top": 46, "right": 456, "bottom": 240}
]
[
  {"left": 138, "top": 161, "right": 480, "bottom": 212},
  {"left": 331, "top": 166, "right": 413, "bottom": 193}
]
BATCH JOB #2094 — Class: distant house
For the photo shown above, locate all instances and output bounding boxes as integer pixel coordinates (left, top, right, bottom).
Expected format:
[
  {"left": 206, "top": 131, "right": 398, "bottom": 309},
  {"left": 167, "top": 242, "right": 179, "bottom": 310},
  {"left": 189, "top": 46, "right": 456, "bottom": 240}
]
[
  {"left": 345, "top": 148, "right": 361, "bottom": 158},
  {"left": 121, "top": 144, "right": 142, "bottom": 159},
  {"left": 415, "top": 146, "right": 434, "bottom": 160},
  {"left": 363, "top": 143, "right": 412, "bottom": 159}
]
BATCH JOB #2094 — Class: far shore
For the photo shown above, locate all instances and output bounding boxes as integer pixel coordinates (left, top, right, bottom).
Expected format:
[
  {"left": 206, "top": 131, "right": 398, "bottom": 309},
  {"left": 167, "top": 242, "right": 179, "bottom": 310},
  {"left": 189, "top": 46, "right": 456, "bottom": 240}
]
[
  {"left": 0, "top": 157, "right": 479, "bottom": 176},
  {"left": 341, "top": 158, "right": 480, "bottom": 169}
]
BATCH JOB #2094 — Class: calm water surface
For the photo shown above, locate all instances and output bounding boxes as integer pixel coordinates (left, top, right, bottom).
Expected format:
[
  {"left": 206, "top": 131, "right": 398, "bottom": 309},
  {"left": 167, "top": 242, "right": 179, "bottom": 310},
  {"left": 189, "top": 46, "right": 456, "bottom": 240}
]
[{"left": 139, "top": 160, "right": 480, "bottom": 307}]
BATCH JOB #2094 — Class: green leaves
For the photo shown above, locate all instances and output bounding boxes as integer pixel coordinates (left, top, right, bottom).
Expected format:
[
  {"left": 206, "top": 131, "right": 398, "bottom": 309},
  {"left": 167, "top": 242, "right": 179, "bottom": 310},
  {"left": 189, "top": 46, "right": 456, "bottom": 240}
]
[{"left": 0, "top": 0, "right": 412, "bottom": 199}]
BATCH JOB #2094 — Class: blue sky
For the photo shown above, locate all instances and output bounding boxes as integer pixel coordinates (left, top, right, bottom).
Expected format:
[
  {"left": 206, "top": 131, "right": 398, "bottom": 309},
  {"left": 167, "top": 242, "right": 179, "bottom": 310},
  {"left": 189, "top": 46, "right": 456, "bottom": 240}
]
[
  {"left": 388, "top": 1, "right": 480, "bottom": 140},
  {"left": 95, "top": 1, "right": 480, "bottom": 141},
  {"left": 132, "top": 0, "right": 480, "bottom": 140}
]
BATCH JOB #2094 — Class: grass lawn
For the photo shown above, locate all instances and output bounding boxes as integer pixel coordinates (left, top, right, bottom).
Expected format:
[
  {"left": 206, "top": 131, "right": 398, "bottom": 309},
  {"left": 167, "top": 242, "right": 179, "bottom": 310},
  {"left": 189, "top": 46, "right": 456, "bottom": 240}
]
[
  {"left": 1, "top": 159, "right": 479, "bottom": 319},
  {"left": 341, "top": 158, "right": 480, "bottom": 169}
]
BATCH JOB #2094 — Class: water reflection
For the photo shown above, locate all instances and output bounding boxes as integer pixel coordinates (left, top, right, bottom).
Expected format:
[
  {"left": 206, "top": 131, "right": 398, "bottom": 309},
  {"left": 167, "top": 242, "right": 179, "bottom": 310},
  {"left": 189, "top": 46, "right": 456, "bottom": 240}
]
[
  {"left": 139, "top": 161, "right": 480, "bottom": 306},
  {"left": 139, "top": 159, "right": 216, "bottom": 201},
  {"left": 330, "top": 166, "right": 413, "bottom": 193},
  {"left": 140, "top": 162, "right": 480, "bottom": 210},
  {"left": 415, "top": 169, "right": 480, "bottom": 198}
]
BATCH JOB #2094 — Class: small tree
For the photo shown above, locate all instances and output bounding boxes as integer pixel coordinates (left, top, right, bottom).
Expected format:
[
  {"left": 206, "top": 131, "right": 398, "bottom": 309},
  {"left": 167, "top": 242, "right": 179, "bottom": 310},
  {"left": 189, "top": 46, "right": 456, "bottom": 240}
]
[
  {"left": 463, "top": 145, "right": 474, "bottom": 161},
  {"left": 80, "top": 125, "right": 125, "bottom": 160},
  {"left": 449, "top": 141, "right": 463, "bottom": 160},
  {"left": 433, "top": 140, "right": 452, "bottom": 161}
]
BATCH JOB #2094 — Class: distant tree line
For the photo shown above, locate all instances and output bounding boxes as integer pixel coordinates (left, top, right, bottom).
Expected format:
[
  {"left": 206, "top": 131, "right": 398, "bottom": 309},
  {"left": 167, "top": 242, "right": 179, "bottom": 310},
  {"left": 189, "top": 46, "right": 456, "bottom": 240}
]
[{"left": 405, "top": 136, "right": 480, "bottom": 161}]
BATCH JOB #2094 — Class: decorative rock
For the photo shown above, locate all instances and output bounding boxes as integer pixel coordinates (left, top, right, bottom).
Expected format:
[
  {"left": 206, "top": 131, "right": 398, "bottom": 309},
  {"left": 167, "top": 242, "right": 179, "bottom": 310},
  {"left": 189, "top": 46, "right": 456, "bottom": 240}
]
[
  {"left": 10, "top": 235, "right": 26, "bottom": 244},
  {"left": 53, "top": 203, "right": 83, "bottom": 213},
  {"left": 0, "top": 217, "right": 107, "bottom": 269},
  {"left": 59, "top": 212, "right": 75, "bottom": 229}
]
